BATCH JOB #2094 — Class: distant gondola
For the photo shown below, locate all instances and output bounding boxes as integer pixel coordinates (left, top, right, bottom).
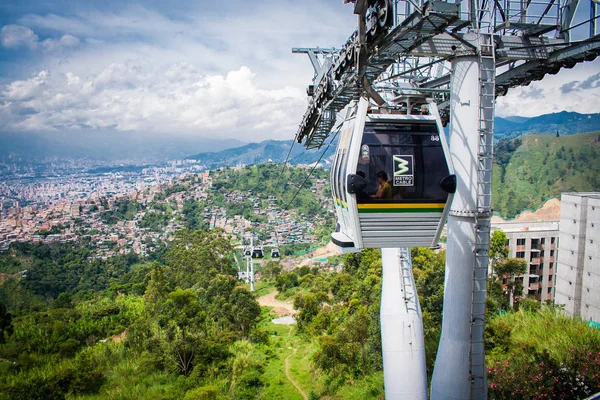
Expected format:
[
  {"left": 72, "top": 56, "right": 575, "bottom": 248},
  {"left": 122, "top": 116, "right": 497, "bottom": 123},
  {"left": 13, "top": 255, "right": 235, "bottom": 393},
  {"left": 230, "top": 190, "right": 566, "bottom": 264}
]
[
  {"left": 330, "top": 96, "right": 456, "bottom": 250},
  {"left": 271, "top": 248, "right": 280, "bottom": 261},
  {"left": 251, "top": 247, "right": 264, "bottom": 259}
]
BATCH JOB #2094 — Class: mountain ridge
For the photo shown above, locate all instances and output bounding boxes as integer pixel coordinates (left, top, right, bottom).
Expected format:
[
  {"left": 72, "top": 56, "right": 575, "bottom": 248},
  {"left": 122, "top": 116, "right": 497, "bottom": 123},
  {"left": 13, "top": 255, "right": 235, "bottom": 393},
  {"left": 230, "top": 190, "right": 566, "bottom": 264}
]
[
  {"left": 186, "top": 139, "right": 336, "bottom": 168},
  {"left": 188, "top": 111, "right": 600, "bottom": 169},
  {"left": 494, "top": 111, "right": 600, "bottom": 139}
]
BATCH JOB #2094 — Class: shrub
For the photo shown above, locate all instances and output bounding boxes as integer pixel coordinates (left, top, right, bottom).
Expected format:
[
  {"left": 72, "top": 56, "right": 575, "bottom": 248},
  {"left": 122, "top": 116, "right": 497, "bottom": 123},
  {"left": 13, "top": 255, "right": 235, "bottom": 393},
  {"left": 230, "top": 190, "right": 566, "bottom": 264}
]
[
  {"left": 58, "top": 338, "right": 80, "bottom": 358},
  {"left": 183, "top": 385, "right": 220, "bottom": 400}
]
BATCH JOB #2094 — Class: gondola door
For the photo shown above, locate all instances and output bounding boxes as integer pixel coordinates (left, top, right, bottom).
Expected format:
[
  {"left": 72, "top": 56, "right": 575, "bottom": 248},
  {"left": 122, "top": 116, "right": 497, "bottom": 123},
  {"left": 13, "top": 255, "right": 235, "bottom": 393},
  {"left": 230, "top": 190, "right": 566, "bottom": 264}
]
[
  {"left": 344, "top": 98, "right": 369, "bottom": 249},
  {"left": 331, "top": 100, "right": 367, "bottom": 250}
]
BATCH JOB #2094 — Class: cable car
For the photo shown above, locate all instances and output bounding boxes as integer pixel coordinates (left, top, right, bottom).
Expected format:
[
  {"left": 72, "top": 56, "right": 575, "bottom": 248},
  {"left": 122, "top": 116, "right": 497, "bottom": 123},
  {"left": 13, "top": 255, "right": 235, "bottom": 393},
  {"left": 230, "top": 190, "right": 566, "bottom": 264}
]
[
  {"left": 244, "top": 247, "right": 251, "bottom": 257},
  {"left": 251, "top": 246, "right": 264, "bottom": 259},
  {"left": 271, "top": 248, "right": 280, "bottom": 261},
  {"left": 330, "top": 96, "right": 456, "bottom": 250}
]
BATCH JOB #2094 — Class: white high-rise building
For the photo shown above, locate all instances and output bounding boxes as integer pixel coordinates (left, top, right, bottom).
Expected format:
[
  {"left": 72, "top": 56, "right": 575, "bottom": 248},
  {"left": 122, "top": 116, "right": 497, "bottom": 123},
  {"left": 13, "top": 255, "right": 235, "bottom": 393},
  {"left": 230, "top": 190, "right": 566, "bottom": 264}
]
[{"left": 555, "top": 193, "right": 600, "bottom": 323}]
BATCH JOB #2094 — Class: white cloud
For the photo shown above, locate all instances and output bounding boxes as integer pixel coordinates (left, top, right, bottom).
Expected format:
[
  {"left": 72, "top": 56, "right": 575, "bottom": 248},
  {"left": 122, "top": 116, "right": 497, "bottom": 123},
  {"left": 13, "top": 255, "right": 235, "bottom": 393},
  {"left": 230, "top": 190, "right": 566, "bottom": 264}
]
[
  {"left": 15, "top": 2, "right": 354, "bottom": 89},
  {"left": 41, "top": 34, "right": 80, "bottom": 50},
  {"left": 3, "top": 70, "right": 49, "bottom": 100},
  {"left": 1, "top": 25, "right": 39, "bottom": 49},
  {"left": 496, "top": 59, "right": 600, "bottom": 117},
  {"left": 0, "top": 63, "right": 306, "bottom": 140},
  {"left": 5, "top": 0, "right": 595, "bottom": 144},
  {"left": 0, "top": 24, "right": 79, "bottom": 51},
  {"left": 0, "top": 2, "right": 356, "bottom": 141}
]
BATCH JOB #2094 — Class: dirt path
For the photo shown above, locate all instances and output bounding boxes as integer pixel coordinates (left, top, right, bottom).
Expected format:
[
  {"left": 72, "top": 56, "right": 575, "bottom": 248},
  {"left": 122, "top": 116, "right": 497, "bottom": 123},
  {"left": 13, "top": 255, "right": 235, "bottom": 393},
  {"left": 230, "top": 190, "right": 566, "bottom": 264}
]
[
  {"left": 257, "top": 290, "right": 297, "bottom": 316},
  {"left": 285, "top": 349, "right": 307, "bottom": 400},
  {"left": 297, "top": 241, "right": 341, "bottom": 267},
  {"left": 279, "top": 242, "right": 342, "bottom": 271}
]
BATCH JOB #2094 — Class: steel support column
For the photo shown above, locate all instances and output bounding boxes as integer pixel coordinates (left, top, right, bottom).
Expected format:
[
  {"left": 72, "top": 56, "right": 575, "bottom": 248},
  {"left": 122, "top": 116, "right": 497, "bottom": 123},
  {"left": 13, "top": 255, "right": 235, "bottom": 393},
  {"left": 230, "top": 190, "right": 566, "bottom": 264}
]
[{"left": 431, "top": 52, "right": 483, "bottom": 400}]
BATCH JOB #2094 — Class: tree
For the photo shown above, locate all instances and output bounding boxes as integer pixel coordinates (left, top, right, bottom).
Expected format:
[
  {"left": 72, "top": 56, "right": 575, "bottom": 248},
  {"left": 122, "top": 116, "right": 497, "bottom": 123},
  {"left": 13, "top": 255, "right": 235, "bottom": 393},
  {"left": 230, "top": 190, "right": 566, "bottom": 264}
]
[
  {"left": 144, "top": 263, "right": 171, "bottom": 317},
  {"left": 315, "top": 334, "right": 349, "bottom": 377},
  {"left": 489, "top": 230, "right": 508, "bottom": 261},
  {"left": 335, "top": 306, "right": 370, "bottom": 377},
  {"left": 196, "top": 275, "right": 260, "bottom": 338},
  {"left": 488, "top": 230, "right": 514, "bottom": 311},
  {"left": 165, "top": 229, "right": 236, "bottom": 288},
  {"left": 52, "top": 293, "right": 74, "bottom": 309},
  {"left": 496, "top": 258, "right": 527, "bottom": 309},
  {"left": 0, "top": 301, "right": 13, "bottom": 344},
  {"left": 158, "top": 289, "right": 206, "bottom": 376},
  {"left": 230, "top": 288, "right": 261, "bottom": 337},
  {"left": 275, "top": 272, "right": 299, "bottom": 293},
  {"left": 294, "top": 292, "right": 322, "bottom": 331},
  {"left": 261, "top": 261, "right": 281, "bottom": 280}
]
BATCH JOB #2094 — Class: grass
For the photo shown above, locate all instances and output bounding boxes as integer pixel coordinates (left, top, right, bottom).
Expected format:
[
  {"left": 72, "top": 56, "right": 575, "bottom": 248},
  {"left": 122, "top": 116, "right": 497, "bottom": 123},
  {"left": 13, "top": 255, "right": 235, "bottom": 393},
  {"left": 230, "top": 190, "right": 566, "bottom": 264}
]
[
  {"left": 252, "top": 280, "right": 276, "bottom": 298},
  {"left": 333, "top": 372, "right": 385, "bottom": 400},
  {"left": 287, "top": 332, "right": 318, "bottom": 394},
  {"left": 252, "top": 294, "right": 317, "bottom": 400},
  {"left": 488, "top": 308, "right": 600, "bottom": 363},
  {"left": 260, "top": 323, "right": 315, "bottom": 400}
]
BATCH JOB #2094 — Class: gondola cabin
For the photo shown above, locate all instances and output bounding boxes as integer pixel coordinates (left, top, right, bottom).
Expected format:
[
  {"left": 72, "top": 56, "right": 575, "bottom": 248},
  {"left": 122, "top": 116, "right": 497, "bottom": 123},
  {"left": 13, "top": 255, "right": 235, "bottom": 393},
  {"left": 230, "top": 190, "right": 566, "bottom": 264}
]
[
  {"left": 331, "top": 96, "right": 455, "bottom": 251},
  {"left": 244, "top": 247, "right": 251, "bottom": 257},
  {"left": 271, "top": 248, "right": 280, "bottom": 261},
  {"left": 251, "top": 247, "right": 264, "bottom": 259}
]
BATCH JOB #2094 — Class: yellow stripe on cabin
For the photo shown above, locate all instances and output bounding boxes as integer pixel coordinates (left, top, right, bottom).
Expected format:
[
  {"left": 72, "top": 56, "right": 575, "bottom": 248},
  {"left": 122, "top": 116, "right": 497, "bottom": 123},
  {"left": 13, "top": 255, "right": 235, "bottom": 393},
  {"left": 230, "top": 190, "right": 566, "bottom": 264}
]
[{"left": 357, "top": 203, "right": 445, "bottom": 210}]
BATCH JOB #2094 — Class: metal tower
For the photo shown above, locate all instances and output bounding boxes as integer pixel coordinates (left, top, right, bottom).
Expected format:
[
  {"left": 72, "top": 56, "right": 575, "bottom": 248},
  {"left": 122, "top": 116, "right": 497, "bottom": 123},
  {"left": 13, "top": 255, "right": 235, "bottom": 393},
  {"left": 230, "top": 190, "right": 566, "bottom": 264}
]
[{"left": 293, "top": 0, "right": 599, "bottom": 399}]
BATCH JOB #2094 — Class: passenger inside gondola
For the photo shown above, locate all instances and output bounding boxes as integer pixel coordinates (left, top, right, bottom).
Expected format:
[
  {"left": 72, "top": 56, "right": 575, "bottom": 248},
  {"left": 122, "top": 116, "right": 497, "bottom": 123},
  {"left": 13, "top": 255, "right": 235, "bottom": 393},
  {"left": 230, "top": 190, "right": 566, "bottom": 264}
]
[{"left": 370, "top": 171, "right": 392, "bottom": 200}]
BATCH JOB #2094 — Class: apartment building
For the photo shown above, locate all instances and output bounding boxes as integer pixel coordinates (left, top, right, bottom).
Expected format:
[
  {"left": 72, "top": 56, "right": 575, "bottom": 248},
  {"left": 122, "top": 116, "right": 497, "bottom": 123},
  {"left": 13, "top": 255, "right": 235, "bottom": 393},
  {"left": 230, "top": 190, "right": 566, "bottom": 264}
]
[
  {"left": 555, "top": 193, "right": 600, "bottom": 323},
  {"left": 491, "top": 220, "right": 560, "bottom": 303}
]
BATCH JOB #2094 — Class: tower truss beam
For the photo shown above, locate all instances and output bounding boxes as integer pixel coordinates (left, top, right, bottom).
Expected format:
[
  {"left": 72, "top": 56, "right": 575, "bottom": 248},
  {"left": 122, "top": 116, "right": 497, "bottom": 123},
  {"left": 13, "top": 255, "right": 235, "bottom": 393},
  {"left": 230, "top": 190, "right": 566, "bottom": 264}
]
[{"left": 294, "top": 0, "right": 600, "bottom": 150}]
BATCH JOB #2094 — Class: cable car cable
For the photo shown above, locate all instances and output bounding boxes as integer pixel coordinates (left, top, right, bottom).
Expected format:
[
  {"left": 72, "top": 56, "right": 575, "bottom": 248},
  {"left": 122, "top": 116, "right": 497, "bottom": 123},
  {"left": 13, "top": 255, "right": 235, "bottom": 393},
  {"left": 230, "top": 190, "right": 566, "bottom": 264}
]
[
  {"left": 278, "top": 138, "right": 296, "bottom": 181},
  {"left": 263, "top": 129, "right": 338, "bottom": 260},
  {"left": 281, "top": 130, "right": 339, "bottom": 214}
]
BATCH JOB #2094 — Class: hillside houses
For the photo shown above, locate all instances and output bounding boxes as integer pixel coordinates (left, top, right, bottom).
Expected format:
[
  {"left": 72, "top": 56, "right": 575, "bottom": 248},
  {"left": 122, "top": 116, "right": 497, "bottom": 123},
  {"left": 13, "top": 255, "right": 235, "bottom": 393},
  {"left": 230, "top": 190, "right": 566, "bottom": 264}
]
[{"left": 0, "top": 167, "right": 331, "bottom": 256}]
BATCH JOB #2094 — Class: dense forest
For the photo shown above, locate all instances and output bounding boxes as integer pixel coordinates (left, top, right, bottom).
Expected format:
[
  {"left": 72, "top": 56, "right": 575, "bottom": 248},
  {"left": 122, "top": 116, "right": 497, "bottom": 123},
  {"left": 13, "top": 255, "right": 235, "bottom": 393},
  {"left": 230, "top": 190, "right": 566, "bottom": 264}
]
[
  {"left": 1, "top": 228, "right": 599, "bottom": 399},
  {"left": 492, "top": 131, "right": 600, "bottom": 217},
  {"left": 0, "top": 229, "right": 263, "bottom": 399}
]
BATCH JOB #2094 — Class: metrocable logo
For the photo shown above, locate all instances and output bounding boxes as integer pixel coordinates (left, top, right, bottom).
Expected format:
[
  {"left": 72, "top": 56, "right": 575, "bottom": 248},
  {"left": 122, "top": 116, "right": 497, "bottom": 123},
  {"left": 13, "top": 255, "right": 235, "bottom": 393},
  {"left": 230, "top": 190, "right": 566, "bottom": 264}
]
[
  {"left": 394, "top": 156, "right": 410, "bottom": 175},
  {"left": 393, "top": 155, "right": 414, "bottom": 186}
]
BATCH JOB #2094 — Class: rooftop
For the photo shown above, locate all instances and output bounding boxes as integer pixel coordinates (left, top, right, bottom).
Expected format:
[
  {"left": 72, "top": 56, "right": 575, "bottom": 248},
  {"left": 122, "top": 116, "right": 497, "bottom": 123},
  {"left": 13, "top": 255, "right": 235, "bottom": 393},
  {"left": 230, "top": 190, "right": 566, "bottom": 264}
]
[{"left": 491, "top": 220, "right": 559, "bottom": 233}]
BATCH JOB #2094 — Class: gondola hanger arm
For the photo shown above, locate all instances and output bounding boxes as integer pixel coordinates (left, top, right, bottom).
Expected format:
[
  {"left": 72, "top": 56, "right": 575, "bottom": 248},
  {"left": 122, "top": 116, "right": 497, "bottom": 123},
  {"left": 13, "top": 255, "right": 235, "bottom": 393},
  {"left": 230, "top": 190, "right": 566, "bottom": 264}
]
[{"left": 355, "top": 0, "right": 389, "bottom": 108}]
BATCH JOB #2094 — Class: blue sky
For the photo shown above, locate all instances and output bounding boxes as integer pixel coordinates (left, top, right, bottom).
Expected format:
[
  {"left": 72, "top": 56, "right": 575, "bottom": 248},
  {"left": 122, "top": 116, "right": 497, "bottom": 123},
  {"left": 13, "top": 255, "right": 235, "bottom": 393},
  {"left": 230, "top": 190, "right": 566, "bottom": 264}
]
[{"left": 0, "top": 0, "right": 598, "bottom": 141}]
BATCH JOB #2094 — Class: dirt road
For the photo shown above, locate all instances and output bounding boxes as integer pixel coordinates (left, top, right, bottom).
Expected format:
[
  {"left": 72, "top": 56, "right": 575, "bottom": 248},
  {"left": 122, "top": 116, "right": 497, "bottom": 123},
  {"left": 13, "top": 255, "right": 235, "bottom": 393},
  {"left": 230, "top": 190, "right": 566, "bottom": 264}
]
[
  {"left": 257, "top": 290, "right": 297, "bottom": 316},
  {"left": 279, "top": 241, "right": 342, "bottom": 271}
]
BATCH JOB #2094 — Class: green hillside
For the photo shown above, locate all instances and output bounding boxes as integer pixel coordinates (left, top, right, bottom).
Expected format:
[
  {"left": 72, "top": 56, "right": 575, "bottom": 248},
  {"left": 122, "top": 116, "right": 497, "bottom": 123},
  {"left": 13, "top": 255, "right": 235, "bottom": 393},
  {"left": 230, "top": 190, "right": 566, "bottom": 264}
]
[{"left": 492, "top": 131, "right": 600, "bottom": 217}]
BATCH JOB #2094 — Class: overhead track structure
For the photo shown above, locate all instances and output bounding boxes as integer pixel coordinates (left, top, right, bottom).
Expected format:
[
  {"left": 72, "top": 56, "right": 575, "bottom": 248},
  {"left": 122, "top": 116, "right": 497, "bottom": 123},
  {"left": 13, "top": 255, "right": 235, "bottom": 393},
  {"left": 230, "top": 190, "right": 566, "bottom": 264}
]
[
  {"left": 294, "top": 0, "right": 599, "bottom": 399},
  {"left": 294, "top": 0, "right": 600, "bottom": 150}
]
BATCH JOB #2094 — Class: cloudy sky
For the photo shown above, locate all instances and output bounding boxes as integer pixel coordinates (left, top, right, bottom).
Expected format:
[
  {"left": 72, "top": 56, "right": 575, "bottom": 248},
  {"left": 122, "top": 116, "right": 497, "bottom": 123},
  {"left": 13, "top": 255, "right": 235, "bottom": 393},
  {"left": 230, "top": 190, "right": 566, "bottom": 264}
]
[{"left": 0, "top": 0, "right": 598, "bottom": 142}]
